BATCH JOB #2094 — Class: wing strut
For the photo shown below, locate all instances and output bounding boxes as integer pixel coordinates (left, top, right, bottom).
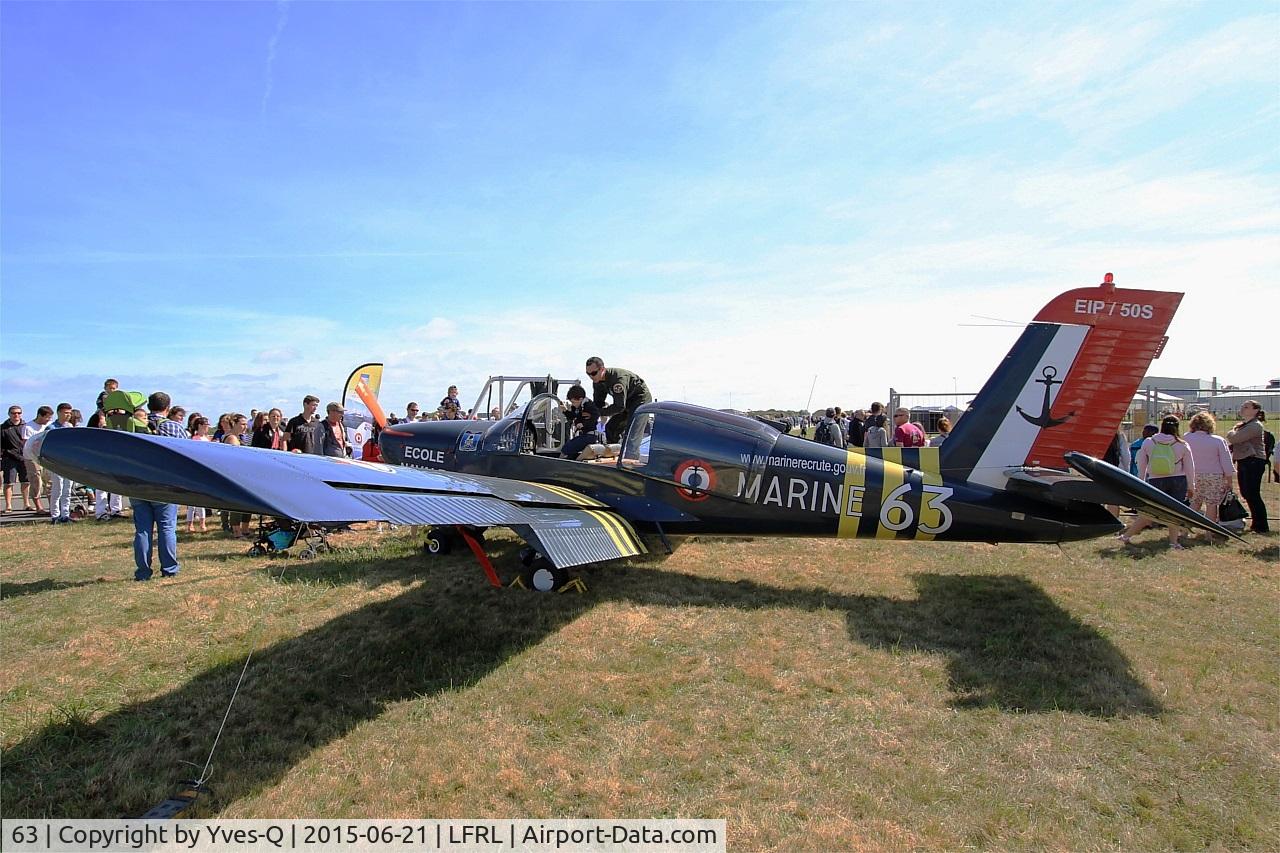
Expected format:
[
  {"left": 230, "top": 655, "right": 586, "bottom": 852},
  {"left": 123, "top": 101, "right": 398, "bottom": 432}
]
[{"left": 458, "top": 526, "right": 502, "bottom": 588}]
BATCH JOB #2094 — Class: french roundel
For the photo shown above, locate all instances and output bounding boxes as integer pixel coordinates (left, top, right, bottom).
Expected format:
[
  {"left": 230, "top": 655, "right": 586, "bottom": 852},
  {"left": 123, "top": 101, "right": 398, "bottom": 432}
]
[{"left": 674, "top": 459, "right": 716, "bottom": 501}]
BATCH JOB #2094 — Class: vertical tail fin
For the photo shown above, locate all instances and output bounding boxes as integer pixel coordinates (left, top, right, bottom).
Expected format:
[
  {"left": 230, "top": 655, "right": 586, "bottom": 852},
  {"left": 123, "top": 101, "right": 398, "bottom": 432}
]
[{"left": 941, "top": 275, "right": 1182, "bottom": 489}]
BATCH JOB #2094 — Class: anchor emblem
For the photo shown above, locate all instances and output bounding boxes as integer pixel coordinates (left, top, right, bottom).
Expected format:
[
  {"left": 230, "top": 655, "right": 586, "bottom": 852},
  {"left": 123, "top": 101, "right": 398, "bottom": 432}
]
[{"left": 1017, "top": 366, "right": 1076, "bottom": 428}]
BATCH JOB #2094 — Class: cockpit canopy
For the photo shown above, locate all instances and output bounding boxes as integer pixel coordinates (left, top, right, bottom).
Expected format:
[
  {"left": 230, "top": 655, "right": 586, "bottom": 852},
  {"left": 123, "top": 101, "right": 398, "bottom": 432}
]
[
  {"left": 619, "top": 402, "right": 781, "bottom": 501},
  {"left": 481, "top": 398, "right": 781, "bottom": 501}
]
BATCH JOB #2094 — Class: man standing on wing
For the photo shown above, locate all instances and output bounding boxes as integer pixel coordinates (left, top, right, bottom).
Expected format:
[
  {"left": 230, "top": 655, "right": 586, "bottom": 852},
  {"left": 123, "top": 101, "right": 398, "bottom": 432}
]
[{"left": 586, "top": 356, "right": 653, "bottom": 445}]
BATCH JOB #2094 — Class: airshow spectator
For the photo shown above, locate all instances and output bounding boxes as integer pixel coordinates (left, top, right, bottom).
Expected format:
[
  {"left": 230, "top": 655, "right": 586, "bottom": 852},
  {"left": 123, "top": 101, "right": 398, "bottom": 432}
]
[
  {"left": 1227, "top": 400, "right": 1269, "bottom": 534},
  {"left": 213, "top": 413, "right": 232, "bottom": 442},
  {"left": 318, "top": 403, "right": 350, "bottom": 457},
  {"left": 1120, "top": 416, "right": 1195, "bottom": 550},
  {"left": 864, "top": 403, "right": 889, "bottom": 448},
  {"left": 814, "top": 408, "right": 846, "bottom": 448},
  {"left": 1186, "top": 412, "right": 1235, "bottom": 533},
  {"left": 187, "top": 416, "right": 212, "bottom": 533},
  {"left": 70, "top": 408, "right": 83, "bottom": 427},
  {"left": 404, "top": 402, "right": 420, "bottom": 422},
  {"left": 2, "top": 405, "right": 28, "bottom": 512},
  {"left": 846, "top": 410, "right": 866, "bottom": 448},
  {"left": 1102, "top": 431, "right": 1131, "bottom": 471},
  {"left": 892, "top": 408, "right": 926, "bottom": 447},
  {"left": 1129, "top": 424, "right": 1158, "bottom": 476},
  {"left": 150, "top": 392, "right": 189, "bottom": 440},
  {"left": 20, "top": 406, "right": 53, "bottom": 514},
  {"left": 85, "top": 408, "right": 123, "bottom": 519},
  {"left": 221, "top": 413, "right": 252, "bottom": 538},
  {"left": 930, "top": 417, "right": 953, "bottom": 447},
  {"left": 46, "top": 403, "right": 76, "bottom": 524},
  {"left": 439, "top": 386, "right": 462, "bottom": 420},
  {"left": 251, "top": 408, "right": 286, "bottom": 450},
  {"left": 95, "top": 378, "right": 118, "bottom": 413},
  {"left": 286, "top": 395, "right": 320, "bottom": 450},
  {"left": 130, "top": 400, "right": 187, "bottom": 580}
]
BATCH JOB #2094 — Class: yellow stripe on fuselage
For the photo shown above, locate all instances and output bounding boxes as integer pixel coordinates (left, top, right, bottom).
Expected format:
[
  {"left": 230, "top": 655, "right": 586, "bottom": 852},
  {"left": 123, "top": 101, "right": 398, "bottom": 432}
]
[
  {"left": 838, "top": 449, "right": 867, "bottom": 538},
  {"left": 533, "top": 482, "right": 598, "bottom": 507},
  {"left": 915, "top": 447, "right": 943, "bottom": 541},
  {"left": 875, "top": 447, "right": 907, "bottom": 539}
]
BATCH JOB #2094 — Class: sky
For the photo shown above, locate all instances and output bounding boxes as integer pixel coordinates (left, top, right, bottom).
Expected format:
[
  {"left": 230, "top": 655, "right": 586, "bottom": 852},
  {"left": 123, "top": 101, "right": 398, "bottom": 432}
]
[{"left": 2, "top": 1, "right": 1277, "bottom": 419}]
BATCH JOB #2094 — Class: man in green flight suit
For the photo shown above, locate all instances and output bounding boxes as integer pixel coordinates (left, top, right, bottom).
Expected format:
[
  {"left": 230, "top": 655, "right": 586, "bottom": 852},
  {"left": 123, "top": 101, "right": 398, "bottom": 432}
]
[{"left": 586, "top": 356, "right": 653, "bottom": 444}]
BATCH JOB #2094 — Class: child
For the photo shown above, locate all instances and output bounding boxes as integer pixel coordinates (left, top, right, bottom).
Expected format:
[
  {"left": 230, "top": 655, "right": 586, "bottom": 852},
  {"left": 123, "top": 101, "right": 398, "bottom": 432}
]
[{"left": 186, "top": 417, "right": 211, "bottom": 533}]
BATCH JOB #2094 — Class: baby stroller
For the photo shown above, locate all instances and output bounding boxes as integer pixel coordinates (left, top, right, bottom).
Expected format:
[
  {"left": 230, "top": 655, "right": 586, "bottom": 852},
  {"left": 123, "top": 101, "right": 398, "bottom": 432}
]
[
  {"left": 68, "top": 485, "right": 96, "bottom": 520},
  {"left": 248, "top": 517, "right": 333, "bottom": 559}
]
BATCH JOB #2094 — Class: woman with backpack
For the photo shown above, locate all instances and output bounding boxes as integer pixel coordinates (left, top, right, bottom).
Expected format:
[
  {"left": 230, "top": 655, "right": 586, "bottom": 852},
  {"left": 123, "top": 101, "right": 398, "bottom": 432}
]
[{"left": 1119, "top": 415, "right": 1196, "bottom": 550}]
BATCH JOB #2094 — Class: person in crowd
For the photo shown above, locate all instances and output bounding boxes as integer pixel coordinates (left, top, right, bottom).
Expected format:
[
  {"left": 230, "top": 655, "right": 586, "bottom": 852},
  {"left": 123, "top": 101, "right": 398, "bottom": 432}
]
[
  {"left": 814, "top": 408, "right": 846, "bottom": 448},
  {"left": 2, "top": 405, "right": 28, "bottom": 512},
  {"left": 1102, "top": 430, "right": 1131, "bottom": 518},
  {"left": 930, "top": 417, "right": 952, "bottom": 448},
  {"left": 1227, "top": 400, "right": 1270, "bottom": 534},
  {"left": 85, "top": 409, "right": 124, "bottom": 519},
  {"left": 20, "top": 406, "right": 53, "bottom": 514},
  {"left": 489, "top": 406, "right": 502, "bottom": 420},
  {"left": 187, "top": 416, "right": 212, "bottom": 532},
  {"left": 252, "top": 408, "right": 287, "bottom": 450},
  {"left": 892, "top": 408, "right": 926, "bottom": 447},
  {"left": 864, "top": 402, "right": 889, "bottom": 448},
  {"left": 1120, "top": 415, "right": 1195, "bottom": 550},
  {"left": 318, "top": 402, "right": 350, "bottom": 457},
  {"left": 561, "top": 385, "right": 601, "bottom": 460},
  {"left": 1129, "top": 423, "right": 1158, "bottom": 476},
  {"left": 1102, "top": 430, "right": 1131, "bottom": 471},
  {"left": 846, "top": 409, "right": 866, "bottom": 448},
  {"left": 212, "top": 413, "right": 232, "bottom": 442},
  {"left": 404, "top": 402, "right": 420, "bottom": 422},
  {"left": 586, "top": 356, "right": 653, "bottom": 444},
  {"left": 132, "top": 407, "right": 150, "bottom": 431},
  {"left": 131, "top": 393, "right": 184, "bottom": 580},
  {"left": 95, "top": 378, "right": 118, "bottom": 413},
  {"left": 1185, "top": 412, "right": 1235, "bottom": 535},
  {"left": 167, "top": 406, "right": 185, "bottom": 429},
  {"left": 46, "top": 403, "right": 77, "bottom": 524},
  {"left": 70, "top": 408, "right": 83, "bottom": 427},
  {"left": 438, "top": 386, "right": 462, "bottom": 420},
  {"left": 150, "top": 392, "right": 189, "bottom": 440},
  {"left": 220, "top": 413, "right": 252, "bottom": 537},
  {"left": 286, "top": 395, "right": 320, "bottom": 450}
]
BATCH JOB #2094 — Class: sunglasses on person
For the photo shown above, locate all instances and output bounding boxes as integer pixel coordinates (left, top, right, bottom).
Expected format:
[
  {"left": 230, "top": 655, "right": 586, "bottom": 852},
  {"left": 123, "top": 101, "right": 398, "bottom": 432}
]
[{"left": 586, "top": 369, "right": 600, "bottom": 378}]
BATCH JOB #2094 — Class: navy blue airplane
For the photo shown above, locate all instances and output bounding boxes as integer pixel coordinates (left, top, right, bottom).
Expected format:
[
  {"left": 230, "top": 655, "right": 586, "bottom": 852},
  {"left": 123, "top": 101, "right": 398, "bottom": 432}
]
[{"left": 34, "top": 277, "right": 1240, "bottom": 590}]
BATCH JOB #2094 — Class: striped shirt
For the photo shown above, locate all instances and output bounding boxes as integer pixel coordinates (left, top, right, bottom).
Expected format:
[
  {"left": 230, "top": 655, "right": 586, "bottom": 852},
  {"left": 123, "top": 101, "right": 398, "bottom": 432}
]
[{"left": 155, "top": 418, "right": 190, "bottom": 440}]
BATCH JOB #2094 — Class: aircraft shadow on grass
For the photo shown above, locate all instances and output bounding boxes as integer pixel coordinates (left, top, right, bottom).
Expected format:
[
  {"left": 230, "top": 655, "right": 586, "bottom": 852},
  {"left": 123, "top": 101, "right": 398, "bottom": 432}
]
[{"left": 2, "top": 546, "right": 1160, "bottom": 818}]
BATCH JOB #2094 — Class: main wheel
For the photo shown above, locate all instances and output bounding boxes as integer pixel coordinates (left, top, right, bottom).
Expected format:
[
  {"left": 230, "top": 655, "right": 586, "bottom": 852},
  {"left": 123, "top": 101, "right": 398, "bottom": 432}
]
[
  {"left": 424, "top": 532, "right": 454, "bottom": 556},
  {"left": 521, "top": 557, "right": 569, "bottom": 592}
]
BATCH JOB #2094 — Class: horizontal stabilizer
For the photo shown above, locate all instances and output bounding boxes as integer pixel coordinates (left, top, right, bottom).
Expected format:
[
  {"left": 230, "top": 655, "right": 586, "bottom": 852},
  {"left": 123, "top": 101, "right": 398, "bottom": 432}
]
[{"left": 1063, "top": 452, "right": 1244, "bottom": 542}]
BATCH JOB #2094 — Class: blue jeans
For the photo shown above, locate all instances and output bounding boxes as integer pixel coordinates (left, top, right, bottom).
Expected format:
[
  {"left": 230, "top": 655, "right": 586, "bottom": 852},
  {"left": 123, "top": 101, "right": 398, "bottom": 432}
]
[{"left": 131, "top": 498, "right": 179, "bottom": 580}]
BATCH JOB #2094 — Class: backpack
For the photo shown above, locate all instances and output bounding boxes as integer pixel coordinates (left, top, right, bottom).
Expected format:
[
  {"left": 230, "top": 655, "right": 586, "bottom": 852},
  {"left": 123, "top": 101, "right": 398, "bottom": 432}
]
[
  {"left": 1265, "top": 430, "right": 1275, "bottom": 460},
  {"left": 1147, "top": 441, "right": 1177, "bottom": 478},
  {"left": 101, "top": 390, "right": 150, "bottom": 433},
  {"left": 814, "top": 420, "right": 832, "bottom": 444}
]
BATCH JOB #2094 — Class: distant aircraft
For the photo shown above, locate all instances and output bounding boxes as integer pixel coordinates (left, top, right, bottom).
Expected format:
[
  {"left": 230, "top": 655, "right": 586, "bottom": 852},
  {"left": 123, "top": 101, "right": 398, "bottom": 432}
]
[{"left": 34, "top": 275, "right": 1240, "bottom": 591}]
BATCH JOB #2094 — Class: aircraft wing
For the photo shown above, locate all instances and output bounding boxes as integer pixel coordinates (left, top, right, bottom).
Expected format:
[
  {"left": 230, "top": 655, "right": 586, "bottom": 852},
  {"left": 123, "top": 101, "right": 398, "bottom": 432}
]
[{"left": 35, "top": 428, "right": 646, "bottom": 568}]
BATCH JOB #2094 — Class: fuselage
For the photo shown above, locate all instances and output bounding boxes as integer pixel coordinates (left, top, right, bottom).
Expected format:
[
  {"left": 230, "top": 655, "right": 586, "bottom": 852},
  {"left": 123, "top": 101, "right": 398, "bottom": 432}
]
[{"left": 377, "top": 405, "right": 1121, "bottom": 545}]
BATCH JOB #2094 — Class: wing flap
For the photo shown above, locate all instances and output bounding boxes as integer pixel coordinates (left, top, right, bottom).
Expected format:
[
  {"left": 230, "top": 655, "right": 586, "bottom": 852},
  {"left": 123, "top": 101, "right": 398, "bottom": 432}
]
[{"left": 520, "top": 507, "right": 648, "bottom": 568}]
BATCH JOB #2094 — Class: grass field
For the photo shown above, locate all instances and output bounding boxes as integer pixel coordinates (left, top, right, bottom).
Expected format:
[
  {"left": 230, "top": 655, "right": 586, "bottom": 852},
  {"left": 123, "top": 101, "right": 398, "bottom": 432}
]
[{"left": 2, "top": 488, "right": 1277, "bottom": 850}]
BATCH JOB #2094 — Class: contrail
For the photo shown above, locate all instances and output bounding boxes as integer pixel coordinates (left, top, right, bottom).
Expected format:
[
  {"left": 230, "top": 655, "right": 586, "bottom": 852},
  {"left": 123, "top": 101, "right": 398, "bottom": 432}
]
[{"left": 261, "top": 0, "right": 290, "bottom": 116}]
